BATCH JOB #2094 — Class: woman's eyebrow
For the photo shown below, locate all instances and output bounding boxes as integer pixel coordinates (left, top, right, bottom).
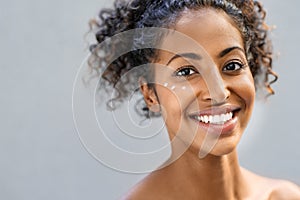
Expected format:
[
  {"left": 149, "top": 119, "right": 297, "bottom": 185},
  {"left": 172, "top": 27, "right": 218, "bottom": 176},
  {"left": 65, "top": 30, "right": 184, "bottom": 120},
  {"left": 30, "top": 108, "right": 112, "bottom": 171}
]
[
  {"left": 166, "top": 53, "right": 202, "bottom": 66},
  {"left": 218, "top": 46, "right": 245, "bottom": 58}
]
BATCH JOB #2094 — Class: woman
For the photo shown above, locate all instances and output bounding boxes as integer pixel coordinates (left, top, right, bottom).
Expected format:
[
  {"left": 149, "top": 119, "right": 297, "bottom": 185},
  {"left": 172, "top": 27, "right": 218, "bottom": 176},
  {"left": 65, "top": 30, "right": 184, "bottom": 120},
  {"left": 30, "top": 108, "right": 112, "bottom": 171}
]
[{"left": 88, "top": 0, "right": 300, "bottom": 199}]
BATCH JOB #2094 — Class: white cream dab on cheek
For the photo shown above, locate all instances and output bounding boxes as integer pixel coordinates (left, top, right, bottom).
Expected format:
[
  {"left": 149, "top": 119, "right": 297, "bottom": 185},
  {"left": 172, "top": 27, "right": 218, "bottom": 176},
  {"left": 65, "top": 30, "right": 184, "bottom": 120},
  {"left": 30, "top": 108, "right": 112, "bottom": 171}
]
[{"left": 162, "top": 83, "right": 186, "bottom": 91}]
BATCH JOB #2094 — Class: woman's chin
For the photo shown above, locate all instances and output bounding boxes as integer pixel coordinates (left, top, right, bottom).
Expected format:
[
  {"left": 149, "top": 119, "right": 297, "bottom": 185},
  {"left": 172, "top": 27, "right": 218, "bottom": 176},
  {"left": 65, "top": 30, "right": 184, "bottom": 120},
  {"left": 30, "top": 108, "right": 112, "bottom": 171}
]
[
  {"left": 187, "top": 134, "right": 241, "bottom": 158},
  {"left": 208, "top": 144, "right": 237, "bottom": 157}
]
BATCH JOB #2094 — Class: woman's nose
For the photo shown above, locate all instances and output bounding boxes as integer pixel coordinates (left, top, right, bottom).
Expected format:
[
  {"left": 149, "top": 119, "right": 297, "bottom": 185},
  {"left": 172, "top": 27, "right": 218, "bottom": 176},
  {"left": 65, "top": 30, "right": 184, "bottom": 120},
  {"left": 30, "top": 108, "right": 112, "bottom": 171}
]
[{"left": 200, "top": 67, "right": 230, "bottom": 104}]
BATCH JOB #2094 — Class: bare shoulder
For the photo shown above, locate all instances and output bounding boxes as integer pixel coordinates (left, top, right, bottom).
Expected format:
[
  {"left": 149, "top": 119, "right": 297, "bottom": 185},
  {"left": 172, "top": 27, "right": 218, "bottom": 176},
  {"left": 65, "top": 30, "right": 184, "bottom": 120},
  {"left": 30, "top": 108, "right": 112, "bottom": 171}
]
[
  {"left": 268, "top": 180, "right": 300, "bottom": 200},
  {"left": 241, "top": 168, "right": 300, "bottom": 200},
  {"left": 120, "top": 173, "right": 170, "bottom": 200},
  {"left": 120, "top": 181, "right": 155, "bottom": 200}
]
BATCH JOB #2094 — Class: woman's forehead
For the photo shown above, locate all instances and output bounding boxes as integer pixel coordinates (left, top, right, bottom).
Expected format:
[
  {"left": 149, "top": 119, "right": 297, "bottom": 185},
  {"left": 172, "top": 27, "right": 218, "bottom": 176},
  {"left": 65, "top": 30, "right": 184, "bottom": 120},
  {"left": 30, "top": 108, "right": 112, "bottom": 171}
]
[{"left": 157, "top": 8, "right": 244, "bottom": 62}]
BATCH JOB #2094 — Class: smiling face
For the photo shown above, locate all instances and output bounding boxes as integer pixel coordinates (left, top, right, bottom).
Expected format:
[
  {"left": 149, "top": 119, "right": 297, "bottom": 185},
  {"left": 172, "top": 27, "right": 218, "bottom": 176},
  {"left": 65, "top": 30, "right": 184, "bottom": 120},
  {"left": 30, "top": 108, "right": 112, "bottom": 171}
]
[{"left": 141, "top": 8, "right": 255, "bottom": 157}]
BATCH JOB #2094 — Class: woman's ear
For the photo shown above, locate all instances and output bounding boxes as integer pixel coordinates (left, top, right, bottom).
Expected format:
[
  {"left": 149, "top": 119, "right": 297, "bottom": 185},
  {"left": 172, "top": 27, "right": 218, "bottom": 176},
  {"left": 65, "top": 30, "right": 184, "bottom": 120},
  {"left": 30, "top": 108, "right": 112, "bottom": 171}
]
[{"left": 139, "top": 77, "right": 160, "bottom": 113}]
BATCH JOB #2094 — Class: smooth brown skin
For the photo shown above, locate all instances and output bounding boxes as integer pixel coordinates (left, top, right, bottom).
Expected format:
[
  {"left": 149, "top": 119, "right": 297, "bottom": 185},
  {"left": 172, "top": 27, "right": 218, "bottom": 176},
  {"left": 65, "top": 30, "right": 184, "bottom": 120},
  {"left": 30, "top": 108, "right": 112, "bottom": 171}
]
[{"left": 123, "top": 8, "right": 300, "bottom": 200}]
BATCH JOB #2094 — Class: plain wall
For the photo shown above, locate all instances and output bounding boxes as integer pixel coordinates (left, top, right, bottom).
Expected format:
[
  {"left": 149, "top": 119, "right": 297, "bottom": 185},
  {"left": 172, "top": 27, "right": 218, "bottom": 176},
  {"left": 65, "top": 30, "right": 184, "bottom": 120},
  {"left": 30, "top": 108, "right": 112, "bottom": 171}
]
[{"left": 1, "top": 0, "right": 299, "bottom": 199}]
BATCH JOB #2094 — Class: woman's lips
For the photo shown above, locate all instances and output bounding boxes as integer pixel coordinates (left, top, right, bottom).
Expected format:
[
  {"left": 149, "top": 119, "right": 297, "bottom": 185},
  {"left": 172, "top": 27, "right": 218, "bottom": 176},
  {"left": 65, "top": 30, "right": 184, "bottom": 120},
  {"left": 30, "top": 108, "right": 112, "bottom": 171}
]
[{"left": 188, "top": 105, "right": 241, "bottom": 135}]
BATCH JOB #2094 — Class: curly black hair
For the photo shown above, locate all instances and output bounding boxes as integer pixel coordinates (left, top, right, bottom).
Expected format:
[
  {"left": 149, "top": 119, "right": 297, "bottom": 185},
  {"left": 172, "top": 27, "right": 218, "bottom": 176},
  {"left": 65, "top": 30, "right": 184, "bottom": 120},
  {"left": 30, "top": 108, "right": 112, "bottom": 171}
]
[{"left": 88, "top": 0, "right": 277, "bottom": 117}]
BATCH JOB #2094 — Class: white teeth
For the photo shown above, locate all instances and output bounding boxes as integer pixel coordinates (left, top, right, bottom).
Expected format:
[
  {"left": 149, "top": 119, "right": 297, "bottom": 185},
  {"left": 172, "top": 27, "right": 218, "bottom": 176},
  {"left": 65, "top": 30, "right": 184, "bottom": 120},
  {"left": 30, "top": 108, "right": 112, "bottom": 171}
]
[
  {"left": 214, "top": 115, "right": 220, "bottom": 123},
  {"left": 208, "top": 115, "right": 213, "bottom": 123},
  {"left": 194, "top": 112, "right": 234, "bottom": 124},
  {"left": 204, "top": 115, "right": 209, "bottom": 123},
  {"left": 221, "top": 114, "right": 226, "bottom": 122}
]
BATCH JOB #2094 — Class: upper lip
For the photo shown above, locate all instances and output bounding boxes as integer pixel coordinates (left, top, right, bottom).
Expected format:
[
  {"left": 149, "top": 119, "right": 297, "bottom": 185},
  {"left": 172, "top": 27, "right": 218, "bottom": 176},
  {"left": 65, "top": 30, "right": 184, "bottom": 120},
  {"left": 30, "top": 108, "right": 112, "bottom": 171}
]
[{"left": 188, "top": 104, "right": 241, "bottom": 117}]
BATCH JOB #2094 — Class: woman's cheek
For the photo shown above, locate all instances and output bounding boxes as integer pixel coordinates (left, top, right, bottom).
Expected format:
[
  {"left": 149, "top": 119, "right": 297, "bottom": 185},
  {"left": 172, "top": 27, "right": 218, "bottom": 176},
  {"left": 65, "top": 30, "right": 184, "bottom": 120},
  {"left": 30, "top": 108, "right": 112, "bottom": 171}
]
[
  {"left": 239, "top": 73, "right": 255, "bottom": 106},
  {"left": 156, "top": 86, "right": 185, "bottom": 135},
  {"left": 232, "top": 72, "right": 256, "bottom": 127}
]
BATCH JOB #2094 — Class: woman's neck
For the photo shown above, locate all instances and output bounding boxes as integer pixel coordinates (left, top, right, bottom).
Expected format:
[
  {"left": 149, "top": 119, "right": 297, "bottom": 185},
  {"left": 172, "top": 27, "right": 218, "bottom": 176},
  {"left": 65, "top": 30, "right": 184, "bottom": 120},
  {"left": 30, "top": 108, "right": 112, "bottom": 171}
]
[{"left": 159, "top": 149, "right": 249, "bottom": 200}]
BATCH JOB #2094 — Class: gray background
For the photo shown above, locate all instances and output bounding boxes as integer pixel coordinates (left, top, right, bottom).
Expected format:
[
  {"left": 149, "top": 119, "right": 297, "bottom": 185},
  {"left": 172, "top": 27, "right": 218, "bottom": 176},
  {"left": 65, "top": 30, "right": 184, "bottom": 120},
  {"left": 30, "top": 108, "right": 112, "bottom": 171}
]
[{"left": 1, "top": 0, "right": 299, "bottom": 199}]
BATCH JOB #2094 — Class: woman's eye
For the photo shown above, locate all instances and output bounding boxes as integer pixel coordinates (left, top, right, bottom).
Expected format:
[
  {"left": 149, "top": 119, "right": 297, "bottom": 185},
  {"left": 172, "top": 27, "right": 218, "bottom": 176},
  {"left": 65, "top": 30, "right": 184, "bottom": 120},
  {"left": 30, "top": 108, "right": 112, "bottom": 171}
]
[
  {"left": 223, "top": 62, "right": 244, "bottom": 72},
  {"left": 175, "top": 67, "right": 197, "bottom": 76}
]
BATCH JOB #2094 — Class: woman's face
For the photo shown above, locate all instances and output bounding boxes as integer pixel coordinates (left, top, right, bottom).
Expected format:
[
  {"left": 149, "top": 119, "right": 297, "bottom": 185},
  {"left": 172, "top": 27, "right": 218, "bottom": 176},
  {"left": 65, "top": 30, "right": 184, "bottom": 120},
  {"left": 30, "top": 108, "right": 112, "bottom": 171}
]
[{"left": 142, "top": 8, "right": 255, "bottom": 156}]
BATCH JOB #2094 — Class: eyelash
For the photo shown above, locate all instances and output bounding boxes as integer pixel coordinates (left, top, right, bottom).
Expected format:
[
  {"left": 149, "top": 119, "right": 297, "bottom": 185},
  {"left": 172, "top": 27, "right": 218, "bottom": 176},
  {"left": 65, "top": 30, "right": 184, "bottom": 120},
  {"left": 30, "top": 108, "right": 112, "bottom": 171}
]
[
  {"left": 174, "top": 66, "right": 198, "bottom": 77},
  {"left": 222, "top": 61, "right": 246, "bottom": 72},
  {"left": 174, "top": 60, "right": 246, "bottom": 77}
]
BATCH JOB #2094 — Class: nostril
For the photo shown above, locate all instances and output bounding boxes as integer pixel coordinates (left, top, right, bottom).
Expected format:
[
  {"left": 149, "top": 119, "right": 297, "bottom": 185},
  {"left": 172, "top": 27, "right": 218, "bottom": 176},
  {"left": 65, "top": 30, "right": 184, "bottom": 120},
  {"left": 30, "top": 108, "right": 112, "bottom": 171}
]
[
  {"left": 200, "top": 80, "right": 230, "bottom": 103},
  {"left": 209, "top": 91, "right": 230, "bottom": 105}
]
